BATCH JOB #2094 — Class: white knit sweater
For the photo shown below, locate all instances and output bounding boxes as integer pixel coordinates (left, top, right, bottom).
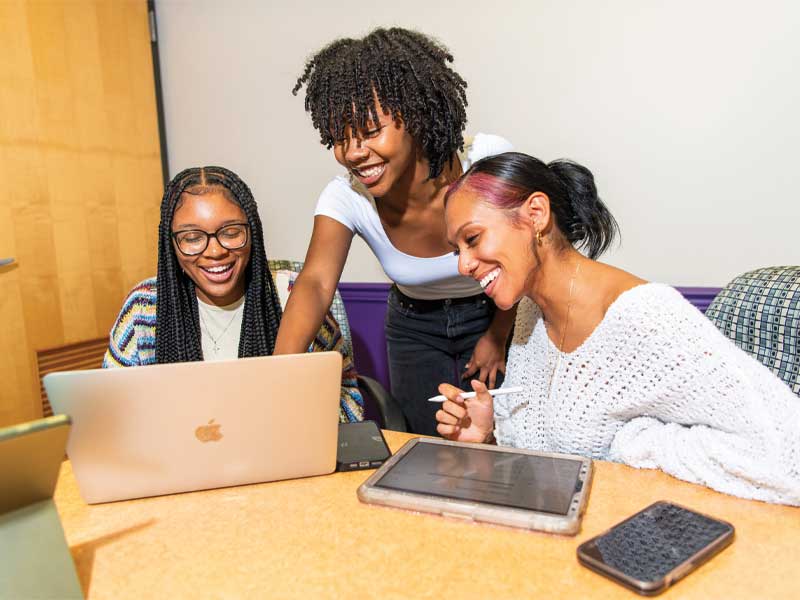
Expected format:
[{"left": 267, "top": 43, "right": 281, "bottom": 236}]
[{"left": 497, "top": 283, "right": 800, "bottom": 506}]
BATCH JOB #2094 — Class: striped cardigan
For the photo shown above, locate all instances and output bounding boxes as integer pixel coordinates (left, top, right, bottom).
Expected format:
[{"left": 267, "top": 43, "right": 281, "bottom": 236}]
[{"left": 103, "top": 277, "right": 364, "bottom": 423}]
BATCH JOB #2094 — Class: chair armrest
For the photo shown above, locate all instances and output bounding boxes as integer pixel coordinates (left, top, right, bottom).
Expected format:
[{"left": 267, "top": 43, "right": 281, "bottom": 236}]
[{"left": 357, "top": 375, "right": 407, "bottom": 432}]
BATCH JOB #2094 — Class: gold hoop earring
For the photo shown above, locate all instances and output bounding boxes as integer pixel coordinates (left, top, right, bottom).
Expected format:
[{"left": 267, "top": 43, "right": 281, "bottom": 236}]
[{"left": 535, "top": 230, "right": 543, "bottom": 246}]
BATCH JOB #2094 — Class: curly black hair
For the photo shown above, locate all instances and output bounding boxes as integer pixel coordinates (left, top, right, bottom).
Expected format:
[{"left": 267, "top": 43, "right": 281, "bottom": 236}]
[
  {"left": 155, "top": 166, "right": 283, "bottom": 363},
  {"left": 293, "top": 27, "right": 469, "bottom": 179}
]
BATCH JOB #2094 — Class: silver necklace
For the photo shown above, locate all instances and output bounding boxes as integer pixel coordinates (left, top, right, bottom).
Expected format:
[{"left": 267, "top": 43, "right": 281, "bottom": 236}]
[
  {"left": 544, "top": 260, "right": 581, "bottom": 399},
  {"left": 198, "top": 304, "right": 242, "bottom": 355}
]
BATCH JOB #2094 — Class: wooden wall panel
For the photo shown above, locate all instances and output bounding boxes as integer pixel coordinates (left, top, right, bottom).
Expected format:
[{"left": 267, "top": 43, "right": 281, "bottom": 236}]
[
  {"left": 0, "top": 0, "right": 163, "bottom": 426},
  {"left": 37, "top": 336, "right": 109, "bottom": 418}
]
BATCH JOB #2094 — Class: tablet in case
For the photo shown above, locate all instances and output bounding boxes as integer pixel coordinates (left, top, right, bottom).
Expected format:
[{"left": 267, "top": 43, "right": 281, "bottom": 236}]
[{"left": 357, "top": 437, "right": 593, "bottom": 535}]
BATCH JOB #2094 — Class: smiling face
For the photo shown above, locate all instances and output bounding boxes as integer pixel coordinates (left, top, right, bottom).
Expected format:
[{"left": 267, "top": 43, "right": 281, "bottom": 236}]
[
  {"left": 446, "top": 188, "right": 538, "bottom": 310},
  {"left": 171, "top": 189, "right": 252, "bottom": 306},
  {"left": 332, "top": 102, "right": 418, "bottom": 198}
]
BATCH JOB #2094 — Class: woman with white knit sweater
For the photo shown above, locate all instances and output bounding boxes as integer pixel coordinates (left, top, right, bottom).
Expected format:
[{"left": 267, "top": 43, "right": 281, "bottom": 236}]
[{"left": 435, "top": 151, "right": 800, "bottom": 506}]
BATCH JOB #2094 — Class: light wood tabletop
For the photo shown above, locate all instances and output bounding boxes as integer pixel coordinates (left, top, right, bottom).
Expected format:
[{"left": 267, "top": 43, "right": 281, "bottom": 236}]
[{"left": 54, "top": 431, "right": 799, "bottom": 599}]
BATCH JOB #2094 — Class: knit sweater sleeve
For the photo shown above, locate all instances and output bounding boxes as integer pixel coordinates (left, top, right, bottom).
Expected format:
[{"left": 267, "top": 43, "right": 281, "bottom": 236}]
[
  {"left": 102, "top": 279, "right": 158, "bottom": 368},
  {"left": 310, "top": 310, "right": 365, "bottom": 424},
  {"left": 607, "top": 285, "right": 800, "bottom": 506}
]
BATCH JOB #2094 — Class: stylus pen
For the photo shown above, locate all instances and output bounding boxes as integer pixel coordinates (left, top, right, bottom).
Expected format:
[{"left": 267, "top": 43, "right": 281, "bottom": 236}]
[{"left": 427, "top": 385, "right": 525, "bottom": 403}]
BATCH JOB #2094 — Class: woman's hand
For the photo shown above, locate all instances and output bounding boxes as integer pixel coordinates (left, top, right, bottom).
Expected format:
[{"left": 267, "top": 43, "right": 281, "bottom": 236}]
[
  {"left": 462, "top": 331, "right": 506, "bottom": 389},
  {"left": 435, "top": 379, "right": 495, "bottom": 443}
]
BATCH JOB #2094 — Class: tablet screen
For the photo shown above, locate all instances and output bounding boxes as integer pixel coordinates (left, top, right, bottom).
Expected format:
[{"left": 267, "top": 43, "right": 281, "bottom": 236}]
[{"left": 373, "top": 441, "right": 583, "bottom": 515}]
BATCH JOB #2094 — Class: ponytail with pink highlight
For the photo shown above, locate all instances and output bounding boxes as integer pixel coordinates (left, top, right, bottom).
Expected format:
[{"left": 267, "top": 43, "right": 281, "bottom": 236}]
[{"left": 445, "top": 152, "right": 618, "bottom": 259}]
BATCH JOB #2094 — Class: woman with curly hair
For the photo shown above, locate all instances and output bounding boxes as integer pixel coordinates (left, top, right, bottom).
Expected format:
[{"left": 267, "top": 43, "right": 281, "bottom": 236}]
[
  {"left": 103, "top": 166, "right": 363, "bottom": 423},
  {"left": 275, "top": 27, "right": 513, "bottom": 434}
]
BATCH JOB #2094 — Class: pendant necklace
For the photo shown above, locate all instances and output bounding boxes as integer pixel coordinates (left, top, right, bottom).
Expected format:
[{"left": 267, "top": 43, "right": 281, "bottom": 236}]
[
  {"left": 199, "top": 304, "right": 242, "bottom": 356},
  {"left": 545, "top": 260, "right": 582, "bottom": 400}
]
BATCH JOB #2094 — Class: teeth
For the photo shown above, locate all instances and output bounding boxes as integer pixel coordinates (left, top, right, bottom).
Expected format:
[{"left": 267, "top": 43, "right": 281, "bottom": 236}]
[
  {"left": 479, "top": 268, "right": 500, "bottom": 289},
  {"left": 204, "top": 264, "right": 232, "bottom": 273},
  {"left": 355, "top": 164, "right": 384, "bottom": 178}
]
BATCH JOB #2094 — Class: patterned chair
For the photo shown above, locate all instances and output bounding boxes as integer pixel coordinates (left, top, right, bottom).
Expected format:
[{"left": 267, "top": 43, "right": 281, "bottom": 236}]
[
  {"left": 705, "top": 266, "right": 800, "bottom": 396},
  {"left": 269, "top": 259, "right": 353, "bottom": 356},
  {"left": 268, "top": 260, "right": 407, "bottom": 430}
]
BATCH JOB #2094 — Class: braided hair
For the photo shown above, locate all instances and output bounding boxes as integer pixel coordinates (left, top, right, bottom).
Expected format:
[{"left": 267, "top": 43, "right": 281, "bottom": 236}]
[
  {"left": 293, "top": 27, "right": 468, "bottom": 179},
  {"left": 155, "top": 166, "right": 282, "bottom": 363}
]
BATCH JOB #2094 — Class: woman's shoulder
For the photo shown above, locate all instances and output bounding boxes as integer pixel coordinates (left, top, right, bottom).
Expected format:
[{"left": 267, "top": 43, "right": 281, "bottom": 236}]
[
  {"left": 319, "top": 175, "right": 372, "bottom": 205},
  {"left": 316, "top": 175, "right": 376, "bottom": 231},
  {"left": 610, "top": 281, "right": 693, "bottom": 315},
  {"left": 602, "top": 280, "right": 713, "bottom": 345},
  {"left": 106, "top": 277, "right": 157, "bottom": 367},
  {"left": 126, "top": 277, "right": 158, "bottom": 298},
  {"left": 117, "top": 277, "right": 158, "bottom": 316}
]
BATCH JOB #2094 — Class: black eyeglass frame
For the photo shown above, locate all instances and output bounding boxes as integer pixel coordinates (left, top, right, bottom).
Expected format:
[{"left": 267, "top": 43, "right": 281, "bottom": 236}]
[{"left": 171, "top": 222, "right": 251, "bottom": 256}]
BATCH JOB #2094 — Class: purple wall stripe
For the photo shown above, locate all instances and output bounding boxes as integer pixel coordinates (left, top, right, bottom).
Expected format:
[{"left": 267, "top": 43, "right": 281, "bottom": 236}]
[
  {"left": 339, "top": 282, "right": 722, "bottom": 392},
  {"left": 338, "top": 283, "right": 392, "bottom": 392},
  {"left": 678, "top": 287, "right": 722, "bottom": 314}
]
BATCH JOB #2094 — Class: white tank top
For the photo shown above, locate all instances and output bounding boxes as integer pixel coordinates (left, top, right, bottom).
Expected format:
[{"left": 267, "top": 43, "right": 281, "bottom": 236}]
[{"left": 314, "top": 133, "right": 513, "bottom": 300}]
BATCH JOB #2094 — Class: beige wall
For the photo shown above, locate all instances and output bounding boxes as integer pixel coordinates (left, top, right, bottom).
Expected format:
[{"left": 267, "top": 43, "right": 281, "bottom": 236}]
[{"left": 155, "top": 0, "right": 800, "bottom": 286}]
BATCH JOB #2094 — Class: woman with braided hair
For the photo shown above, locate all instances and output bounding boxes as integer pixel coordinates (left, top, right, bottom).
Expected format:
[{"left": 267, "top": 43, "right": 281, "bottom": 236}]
[
  {"left": 103, "top": 166, "right": 363, "bottom": 423},
  {"left": 276, "top": 27, "right": 514, "bottom": 435}
]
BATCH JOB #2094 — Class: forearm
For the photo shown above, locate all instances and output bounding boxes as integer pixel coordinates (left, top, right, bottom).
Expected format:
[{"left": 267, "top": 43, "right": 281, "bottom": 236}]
[
  {"left": 274, "top": 275, "right": 336, "bottom": 355},
  {"left": 275, "top": 215, "right": 353, "bottom": 355},
  {"left": 610, "top": 417, "right": 800, "bottom": 506}
]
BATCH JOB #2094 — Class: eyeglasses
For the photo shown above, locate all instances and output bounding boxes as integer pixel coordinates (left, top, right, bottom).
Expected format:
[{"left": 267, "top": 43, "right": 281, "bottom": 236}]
[{"left": 171, "top": 223, "right": 250, "bottom": 256}]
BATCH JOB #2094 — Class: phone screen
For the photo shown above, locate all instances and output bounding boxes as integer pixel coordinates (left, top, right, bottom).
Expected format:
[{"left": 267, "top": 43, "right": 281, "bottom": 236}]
[{"left": 579, "top": 502, "right": 734, "bottom": 587}]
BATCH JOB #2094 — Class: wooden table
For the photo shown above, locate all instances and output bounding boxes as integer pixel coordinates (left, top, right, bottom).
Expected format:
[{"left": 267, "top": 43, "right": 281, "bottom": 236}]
[{"left": 54, "top": 431, "right": 799, "bottom": 599}]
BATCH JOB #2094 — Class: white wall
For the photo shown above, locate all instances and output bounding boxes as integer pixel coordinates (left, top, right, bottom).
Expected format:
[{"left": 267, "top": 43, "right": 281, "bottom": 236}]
[{"left": 155, "top": 0, "right": 800, "bottom": 286}]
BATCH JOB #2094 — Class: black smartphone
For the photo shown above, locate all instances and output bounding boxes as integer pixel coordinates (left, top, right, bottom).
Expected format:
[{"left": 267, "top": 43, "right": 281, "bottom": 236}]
[
  {"left": 336, "top": 421, "right": 392, "bottom": 472},
  {"left": 577, "top": 501, "right": 734, "bottom": 596}
]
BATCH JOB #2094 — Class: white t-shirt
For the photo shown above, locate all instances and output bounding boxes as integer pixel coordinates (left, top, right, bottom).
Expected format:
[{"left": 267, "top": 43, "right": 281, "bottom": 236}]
[
  {"left": 314, "top": 133, "right": 513, "bottom": 300},
  {"left": 197, "top": 295, "right": 245, "bottom": 361},
  {"left": 196, "top": 272, "right": 303, "bottom": 361}
]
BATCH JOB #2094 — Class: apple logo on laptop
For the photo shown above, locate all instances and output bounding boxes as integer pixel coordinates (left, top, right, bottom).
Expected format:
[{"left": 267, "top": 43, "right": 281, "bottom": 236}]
[{"left": 195, "top": 419, "right": 223, "bottom": 442}]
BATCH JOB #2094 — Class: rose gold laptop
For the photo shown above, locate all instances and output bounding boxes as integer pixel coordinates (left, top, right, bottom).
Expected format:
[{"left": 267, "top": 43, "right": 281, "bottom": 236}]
[{"left": 44, "top": 352, "right": 342, "bottom": 504}]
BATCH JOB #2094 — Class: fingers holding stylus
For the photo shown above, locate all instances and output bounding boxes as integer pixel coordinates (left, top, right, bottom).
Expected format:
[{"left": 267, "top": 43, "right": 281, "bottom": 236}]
[
  {"left": 434, "top": 381, "right": 497, "bottom": 443},
  {"left": 435, "top": 383, "right": 467, "bottom": 425},
  {"left": 468, "top": 379, "right": 494, "bottom": 407}
]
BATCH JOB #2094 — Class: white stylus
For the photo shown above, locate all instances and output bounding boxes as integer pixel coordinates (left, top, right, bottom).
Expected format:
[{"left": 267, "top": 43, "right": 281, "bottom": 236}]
[{"left": 427, "top": 385, "right": 524, "bottom": 403}]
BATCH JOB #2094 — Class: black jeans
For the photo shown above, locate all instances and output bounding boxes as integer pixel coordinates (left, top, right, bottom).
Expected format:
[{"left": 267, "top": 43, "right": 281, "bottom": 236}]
[{"left": 385, "top": 286, "right": 503, "bottom": 436}]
